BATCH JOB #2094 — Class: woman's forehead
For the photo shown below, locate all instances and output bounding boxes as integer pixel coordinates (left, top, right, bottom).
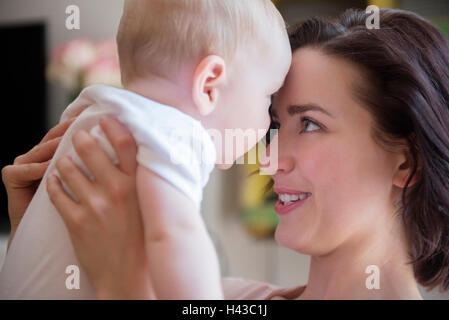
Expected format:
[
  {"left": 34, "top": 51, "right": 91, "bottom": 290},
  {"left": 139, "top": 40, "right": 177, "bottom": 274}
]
[{"left": 274, "top": 48, "right": 365, "bottom": 115}]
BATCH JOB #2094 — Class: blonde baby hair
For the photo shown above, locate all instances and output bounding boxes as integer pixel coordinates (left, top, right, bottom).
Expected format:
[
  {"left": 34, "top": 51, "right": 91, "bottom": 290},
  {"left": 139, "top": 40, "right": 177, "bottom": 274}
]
[{"left": 117, "top": 0, "right": 287, "bottom": 85}]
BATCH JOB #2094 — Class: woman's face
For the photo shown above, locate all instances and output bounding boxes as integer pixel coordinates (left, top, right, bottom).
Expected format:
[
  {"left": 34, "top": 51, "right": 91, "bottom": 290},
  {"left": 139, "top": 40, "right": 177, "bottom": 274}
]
[{"left": 271, "top": 48, "right": 403, "bottom": 255}]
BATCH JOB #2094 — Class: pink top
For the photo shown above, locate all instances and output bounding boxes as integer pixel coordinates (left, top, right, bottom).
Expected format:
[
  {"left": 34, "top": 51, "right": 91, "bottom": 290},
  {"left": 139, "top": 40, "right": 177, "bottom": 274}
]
[{"left": 222, "top": 277, "right": 306, "bottom": 300}]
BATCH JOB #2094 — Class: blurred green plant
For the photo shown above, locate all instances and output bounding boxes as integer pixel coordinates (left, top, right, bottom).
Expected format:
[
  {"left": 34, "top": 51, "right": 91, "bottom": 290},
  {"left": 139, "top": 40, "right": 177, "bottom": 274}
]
[
  {"left": 239, "top": 155, "right": 279, "bottom": 239},
  {"left": 241, "top": 202, "right": 279, "bottom": 239}
]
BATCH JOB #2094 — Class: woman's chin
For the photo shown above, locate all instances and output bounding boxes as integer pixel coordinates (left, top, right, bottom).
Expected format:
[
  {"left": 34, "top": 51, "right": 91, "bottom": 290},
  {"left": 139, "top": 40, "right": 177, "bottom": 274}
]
[{"left": 274, "top": 224, "right": 308, "bottom": 252}]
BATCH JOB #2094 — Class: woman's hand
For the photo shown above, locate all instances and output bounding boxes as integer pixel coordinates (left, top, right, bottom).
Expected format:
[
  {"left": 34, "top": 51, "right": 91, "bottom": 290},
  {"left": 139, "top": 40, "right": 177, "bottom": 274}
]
[
  {"left": 46, "top": 116, "right": 154, "bottom": 300},
  {"left": 2, "top": 115, "right": 79, "bottom": 250}
]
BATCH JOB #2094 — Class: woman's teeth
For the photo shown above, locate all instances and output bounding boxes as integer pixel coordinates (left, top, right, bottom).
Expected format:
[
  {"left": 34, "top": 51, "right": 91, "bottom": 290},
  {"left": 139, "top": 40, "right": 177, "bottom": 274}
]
[{"left": 279, "top": 193, "right": 311, "bottom": 205}]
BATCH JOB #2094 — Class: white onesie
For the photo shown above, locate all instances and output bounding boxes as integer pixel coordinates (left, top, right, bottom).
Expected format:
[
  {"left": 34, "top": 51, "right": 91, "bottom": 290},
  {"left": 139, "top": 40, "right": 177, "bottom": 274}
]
[{"left": 0, "top": 84, "right": 216, "bottom": 299}]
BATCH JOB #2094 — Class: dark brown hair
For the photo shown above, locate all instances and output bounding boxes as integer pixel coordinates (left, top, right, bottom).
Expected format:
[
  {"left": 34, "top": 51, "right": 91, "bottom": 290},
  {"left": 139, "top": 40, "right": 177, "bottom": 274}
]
[{"left": 279, "top": 8, "right": 449, "bottom": 292}]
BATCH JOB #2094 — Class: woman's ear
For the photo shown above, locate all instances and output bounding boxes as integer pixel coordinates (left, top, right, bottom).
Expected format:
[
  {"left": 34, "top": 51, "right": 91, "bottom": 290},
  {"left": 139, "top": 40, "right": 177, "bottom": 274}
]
[
  {"left": 192, "top": 55, "right": 226, "bottom": 116},
  {"left": 392, "top": 149, "right": 421, "bottom": 188}
]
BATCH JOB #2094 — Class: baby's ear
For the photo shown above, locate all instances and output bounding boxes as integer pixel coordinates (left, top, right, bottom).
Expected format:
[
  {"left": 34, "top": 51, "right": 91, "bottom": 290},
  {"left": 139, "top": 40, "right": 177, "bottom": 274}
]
[{"left": 192, "top": 55, "right": 226, "bottom": 116}]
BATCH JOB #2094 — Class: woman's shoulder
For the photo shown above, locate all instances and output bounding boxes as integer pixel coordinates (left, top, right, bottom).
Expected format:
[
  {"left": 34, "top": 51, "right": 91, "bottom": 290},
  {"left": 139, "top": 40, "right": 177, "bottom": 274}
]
[{"left": 222, "top": 277, "right": 306, "bottom": 300}]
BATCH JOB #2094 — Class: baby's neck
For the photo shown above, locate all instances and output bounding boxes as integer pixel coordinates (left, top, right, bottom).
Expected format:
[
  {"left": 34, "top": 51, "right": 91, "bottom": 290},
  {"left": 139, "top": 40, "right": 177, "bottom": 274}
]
[{"left": 124, "top": 75, "right": 199, "bottom": 120}]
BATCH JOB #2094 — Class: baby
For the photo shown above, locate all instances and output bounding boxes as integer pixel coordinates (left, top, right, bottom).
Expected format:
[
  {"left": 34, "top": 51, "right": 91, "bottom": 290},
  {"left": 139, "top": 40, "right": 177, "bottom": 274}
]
[{"left": 0, "top": 0, "right": 291, "bottom": 299}]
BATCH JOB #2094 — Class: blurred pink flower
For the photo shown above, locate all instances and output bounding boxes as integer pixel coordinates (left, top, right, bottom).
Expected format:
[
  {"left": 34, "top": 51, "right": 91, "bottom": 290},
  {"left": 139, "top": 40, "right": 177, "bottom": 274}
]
[
  {"left": 47, "top": 38, "right": 122, "bottom": 92},
  {"left": 94, "top": 39, "right": 119, "bottom": 61}
]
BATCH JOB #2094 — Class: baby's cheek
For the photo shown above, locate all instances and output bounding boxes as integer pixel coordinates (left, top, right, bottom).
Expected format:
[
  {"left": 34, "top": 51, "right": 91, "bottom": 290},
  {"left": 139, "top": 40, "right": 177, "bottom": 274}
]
[{"left": 250, "top": 103, "right": 270, "bottom": 130}]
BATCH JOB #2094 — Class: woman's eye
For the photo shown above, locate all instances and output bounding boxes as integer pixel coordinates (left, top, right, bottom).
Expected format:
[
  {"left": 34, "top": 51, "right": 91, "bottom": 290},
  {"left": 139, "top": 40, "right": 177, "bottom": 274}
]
[{"left": 300, "top": 118, "right": 321, "bottom": 133}]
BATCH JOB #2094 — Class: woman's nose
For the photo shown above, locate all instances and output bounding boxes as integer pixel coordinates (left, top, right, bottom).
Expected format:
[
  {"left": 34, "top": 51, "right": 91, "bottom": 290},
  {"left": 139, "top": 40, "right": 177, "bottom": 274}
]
[
  {"left": 276, "top": 152, "right": 295, "bottom": 174},
  {"left": 260, "top": 137, "right": 295, "bottom": 175}
]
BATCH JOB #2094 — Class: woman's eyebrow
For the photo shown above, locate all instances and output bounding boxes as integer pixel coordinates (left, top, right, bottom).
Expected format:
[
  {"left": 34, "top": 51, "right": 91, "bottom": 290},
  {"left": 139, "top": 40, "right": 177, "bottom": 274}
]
[{"left": 287, "top": 103, "right": 335, "bottom": 118}]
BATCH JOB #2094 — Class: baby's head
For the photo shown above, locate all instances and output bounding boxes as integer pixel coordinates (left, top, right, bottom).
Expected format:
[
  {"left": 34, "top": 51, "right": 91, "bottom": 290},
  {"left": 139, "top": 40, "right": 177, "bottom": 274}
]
[{"left": 117, "top": 0, "right": 292, "bottom": 167}]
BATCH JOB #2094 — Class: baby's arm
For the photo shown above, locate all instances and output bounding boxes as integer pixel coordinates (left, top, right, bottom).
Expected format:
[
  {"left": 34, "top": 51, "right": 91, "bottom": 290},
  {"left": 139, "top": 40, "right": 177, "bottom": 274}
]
[{"left": 136, "top": 164, "right": 223, "bottom": 300}]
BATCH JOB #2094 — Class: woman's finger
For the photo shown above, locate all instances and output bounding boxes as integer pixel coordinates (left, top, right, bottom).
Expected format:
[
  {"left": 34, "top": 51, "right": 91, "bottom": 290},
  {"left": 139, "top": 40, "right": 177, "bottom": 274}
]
[
  {"left": 46, "top": 174, "right": 83, "bottom": 229},
  {"left": 14, "top": 137, "right": 62, "bottom": 165},
  {"left": 72, "top": 130, "right": 119, "bottom": 184},
  {"left": 55, "top": 156, "right": 94, "bottom": 204},
  {"left": 2, "top": 161, "right": 50, "bottom": 186},
  {"left": 99, "top": 116, "right": 138, "bottom": 176}
]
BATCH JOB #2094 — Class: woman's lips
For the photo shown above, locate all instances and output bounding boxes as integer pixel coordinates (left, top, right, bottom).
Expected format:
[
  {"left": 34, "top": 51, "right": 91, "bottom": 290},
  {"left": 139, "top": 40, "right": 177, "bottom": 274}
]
[
  {"left": 274, "top": 196, "right": 310, "bottom": 215},
  {"left": 274, "top": 187, "right": 309, "bottom": 195},
  {"left": 273, "top": 187, "right": 311, "bottom": 215}
]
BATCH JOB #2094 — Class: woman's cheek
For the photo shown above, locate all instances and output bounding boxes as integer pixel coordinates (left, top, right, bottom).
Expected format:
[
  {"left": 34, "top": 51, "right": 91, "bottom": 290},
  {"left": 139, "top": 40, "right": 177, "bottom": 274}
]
[
  {"left": 299, "top": 140, "right": 346, "bottom": 196},
  {"left": 301, "top": 141, "right": 362, "bottom": 245}
]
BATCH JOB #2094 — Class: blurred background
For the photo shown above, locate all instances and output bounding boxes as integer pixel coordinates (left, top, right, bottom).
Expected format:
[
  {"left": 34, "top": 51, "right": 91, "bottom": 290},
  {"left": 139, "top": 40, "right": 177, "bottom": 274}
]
[{"left": 0, "top": 0, "right": 448, "bottom": 299}]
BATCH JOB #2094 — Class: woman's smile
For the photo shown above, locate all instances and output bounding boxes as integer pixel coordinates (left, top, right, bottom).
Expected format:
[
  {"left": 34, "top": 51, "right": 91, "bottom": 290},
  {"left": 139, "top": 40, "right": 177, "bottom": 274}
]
[{"left": 274, "top": 187, "right": 312, "bottom": 215}]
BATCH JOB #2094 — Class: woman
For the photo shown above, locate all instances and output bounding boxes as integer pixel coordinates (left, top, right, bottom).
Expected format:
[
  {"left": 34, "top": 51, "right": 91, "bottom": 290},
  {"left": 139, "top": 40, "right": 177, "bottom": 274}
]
[{"left": 3, "top": 8, "right": 449, "bottom": 299}]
